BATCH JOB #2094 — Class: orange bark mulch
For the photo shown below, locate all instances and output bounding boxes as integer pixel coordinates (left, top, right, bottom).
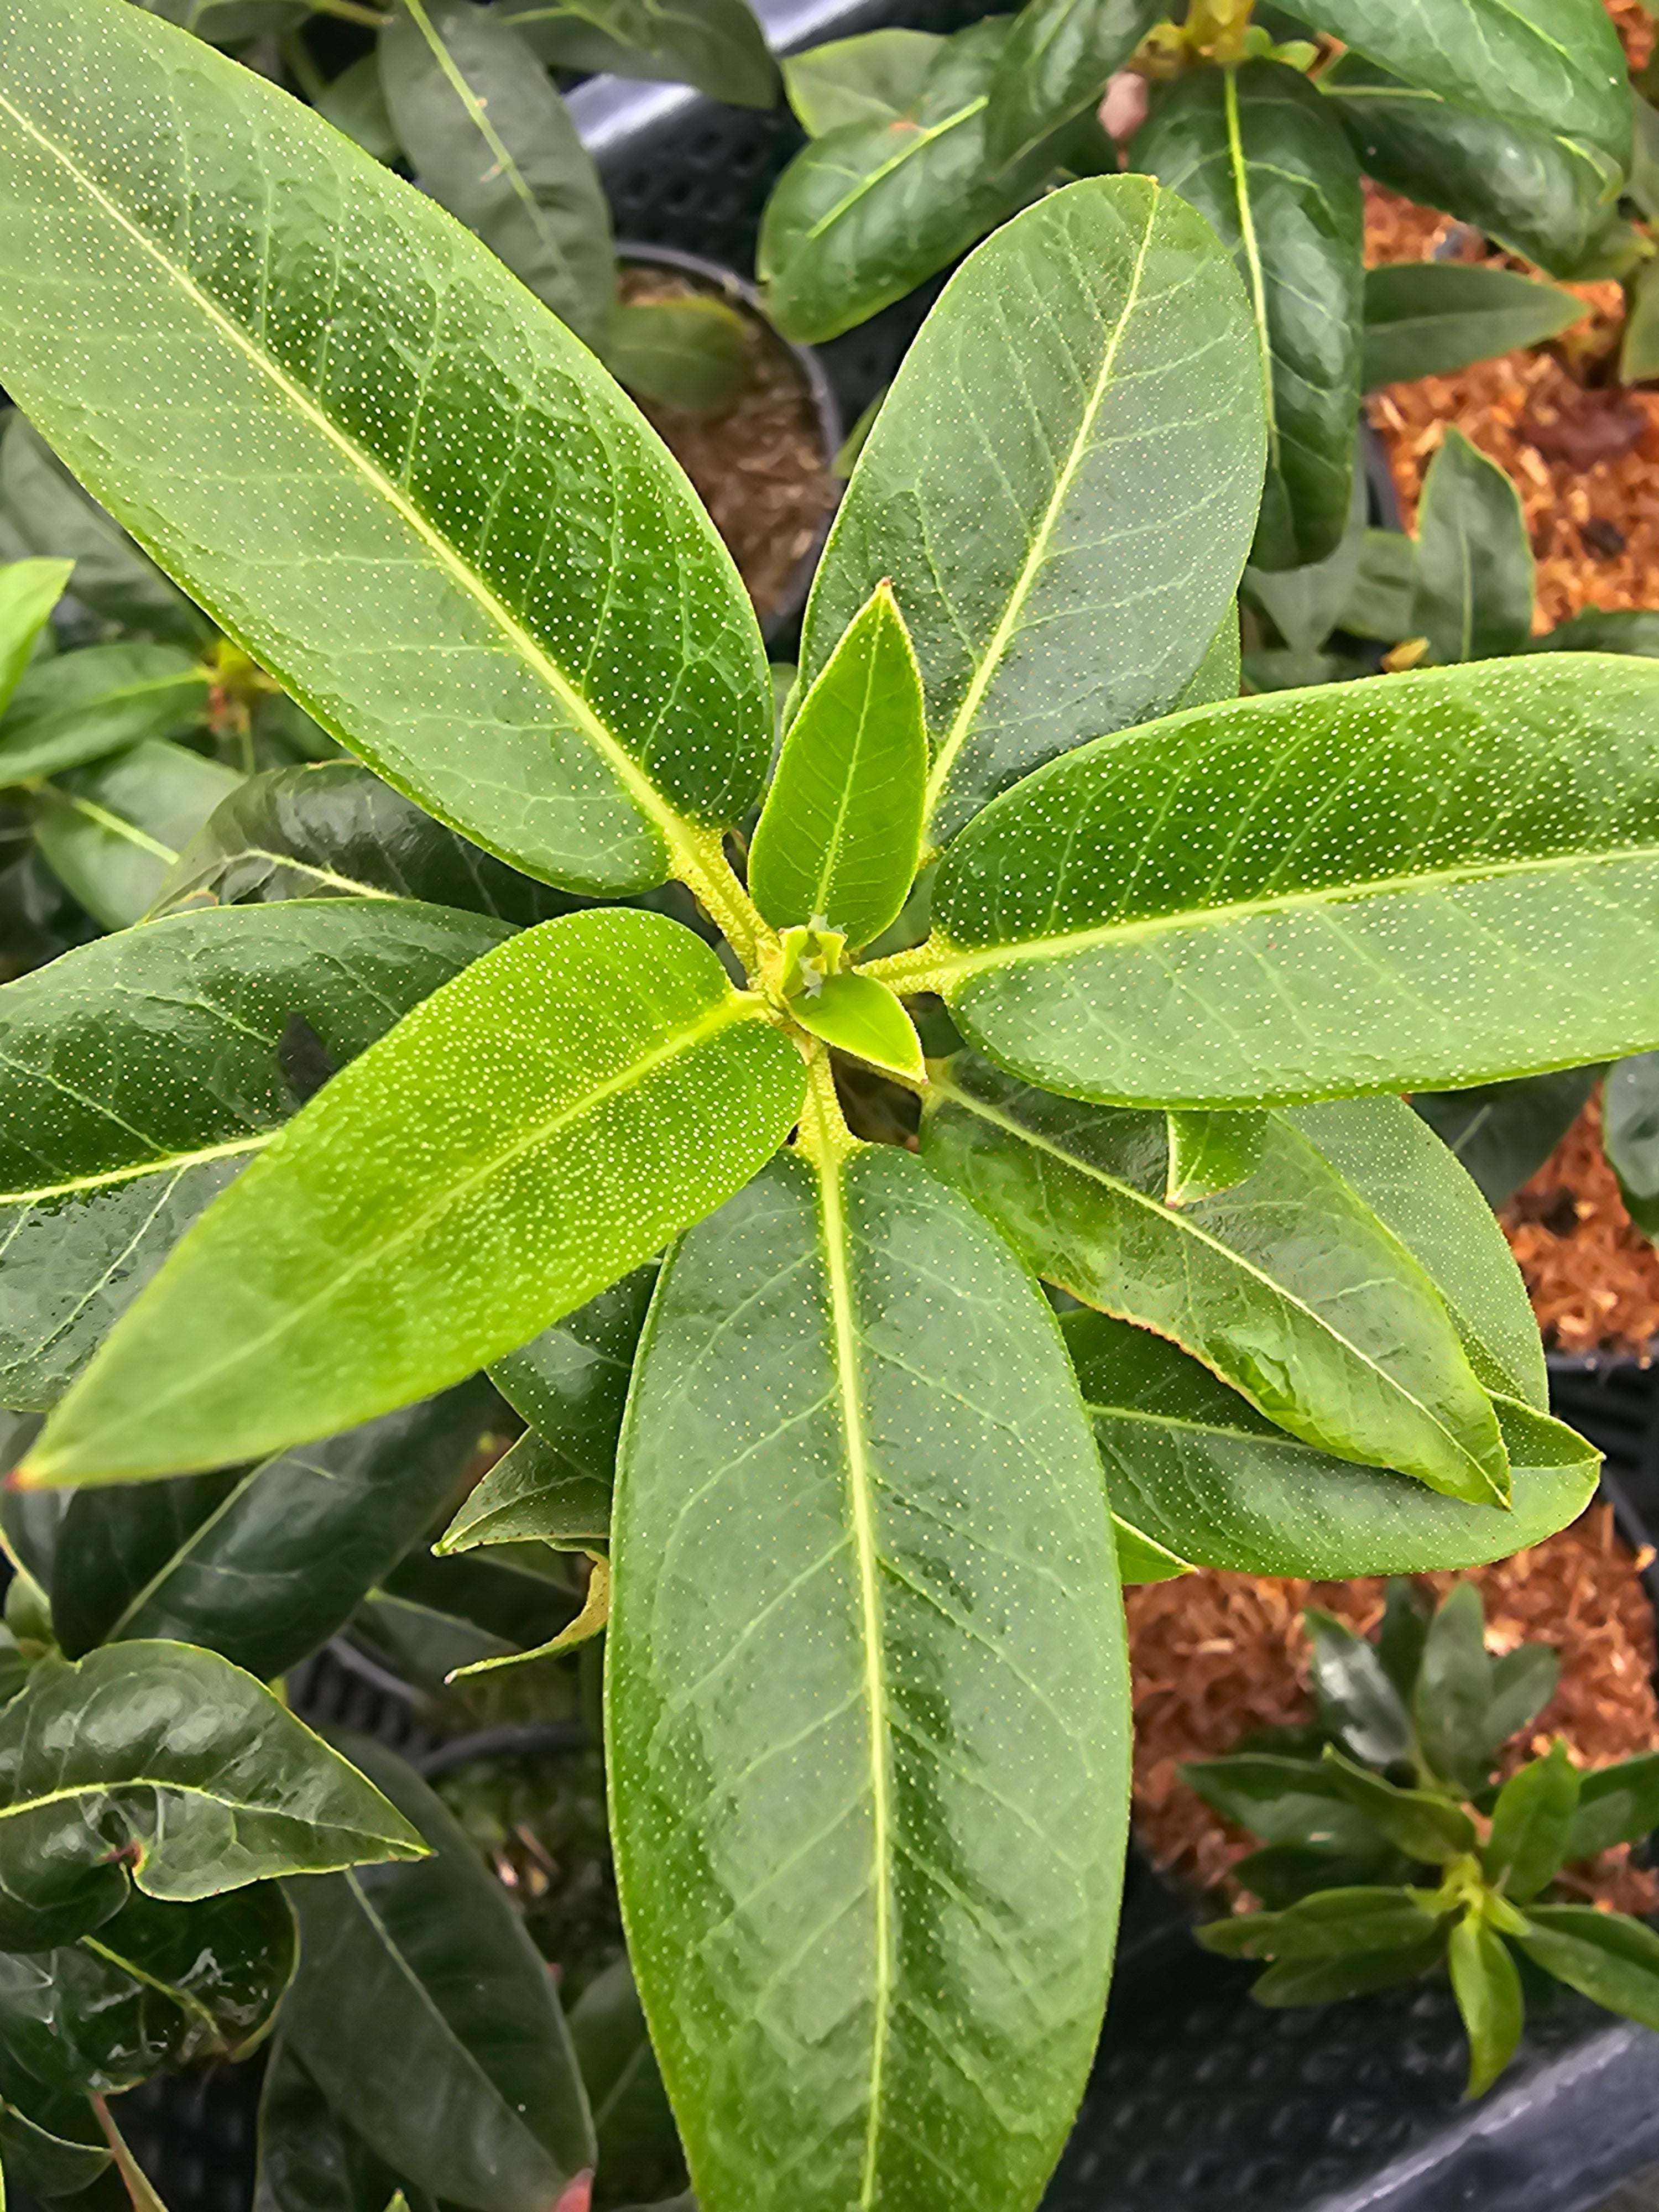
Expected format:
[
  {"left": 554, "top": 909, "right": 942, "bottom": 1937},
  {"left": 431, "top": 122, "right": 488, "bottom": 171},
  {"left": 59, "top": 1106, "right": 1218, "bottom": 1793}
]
[
  {"left": 1502, "top": 1093, "right": 1659, "bottom": 1358},
  {"left": 1128, "top": 1507, "right": 1659, "bottom": 1914}
]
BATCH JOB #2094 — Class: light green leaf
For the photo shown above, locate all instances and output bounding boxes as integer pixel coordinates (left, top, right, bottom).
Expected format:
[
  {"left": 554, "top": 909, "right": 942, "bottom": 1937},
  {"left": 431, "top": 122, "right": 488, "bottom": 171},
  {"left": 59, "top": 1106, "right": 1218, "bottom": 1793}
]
[
  {"left": 749, "top": 582, "right": 925, "bottom": 948},
  {"left": 758, "top": 19, "right": 1035, "bottom": 347},
  {"left": 1448, "top": 1913, "right": 1524, "bottom": 2096},
  {"left": 1411, "top": 1068, "right": 1601, "bottom": 1208},
  {"left": 916, "top": 656, "right": 1659, "bottom": 1106},
  {"left": 50, "top": 1383, "right": 494, "bottom": 1678},
  {"left": 24, "top": 909, "right": 805, "bottom": 1483},
  {"left": 442, "top": 1267, "right": 656, "bottom": 1552},
  {"left": 150, "top": 758, "right": 580, "bottom": 922},
  {"left": 0, "top": 0, "right": 771, "bottom": 896},
  {"left": 610, "top": 1142, "right": 1128, "bottom": 2212},
  {"left": 800, "top": 175, "right": 1265, "bottom": 843},
  {"left": 782, "top": 29, "right": 942, "bottom": 134},
  {"left": 1164, "top": 1109, "right": 1268, "bottom": 1204},
  {"left": 1176, "top": 606, "right": 1243, "bottom": 707},
  {"left": 0, "top": 559, "right": 70, "bottom": 717},
  {"left": 1285, "top": 1094, "right": 1547, "bottom": 1409},
  {"left": 379, "top": 0, "right": 614, "bottom": 353},
  {"left": 0, "top": 899, "right": 508, "bottom": 1411},
  {"left": 1321, "top": 1745, "right": 1478, "bottom": 1861},
  {"left": 1202, "top": 1885, "right": 1443, "bottom": 1959},
  {"left": 1410, "top": 430, "right": 1534, "bottom": 664},
  {"left": 0, "top": 1642, "right": 424, "bottom": 1941},
  {"left": 1279, "top": 0, "right": 1632, "bottom": 175},
  {"left": 1138, "top": 59, "right": 1364, "bottom": 571},
  {"left": 0, "top": 644, "right": 208, "bottom": 785},
  {"left": 1363, "top": 263, "right": 1586, "bottom": 390},
  {"left": 1484, "top": 1740, "right": 1579, "bottom": 1901},
  {"left": 1113, "top": 1514, "right": 1192, "bottom": 1583},
  {"left": 1319, "top": 56, "right": 1637, "bottom": 281},
  {"left": 1606, "top": 1052, "right": 1659, "bottom": 1237},
  {"left": 1337, "top": 528, "right": 1416, "bottom": 642},
  {"left": 1067, "top": 1312, "right": 1595, "bottom": 1577},
  {"left": 32, "top": 738, "right": 241, "bottom": 929},
  {"left": 984, "top": 0, "right": 1163, "bottom": 171},
  {"left": 0, "top": 413, "right": 209, "bottom": 647},
  {"left": 785, "top": 971, "right": 925, "bottom": 1081},
  {"left": 923, "top": 1058, "right": 1509, "bottom": 1504},
  {"left": 1517, "top": 1905, "right": 1659, "bottom": 2033},
  {"left": 495, "top": 0, "right": 778, "bottom": 108},
  {"left": 283, "top": 1738, "right": 594, "bottom": 2212},
  {"left": 602, "top": 298, "right": 751, "bottom": 415}
]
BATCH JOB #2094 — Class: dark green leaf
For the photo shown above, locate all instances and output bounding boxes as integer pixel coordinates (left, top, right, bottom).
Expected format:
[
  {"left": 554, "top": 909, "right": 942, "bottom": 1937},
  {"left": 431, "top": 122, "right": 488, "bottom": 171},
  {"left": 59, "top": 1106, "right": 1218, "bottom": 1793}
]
[
  {"left": 1378, "top": 1577, "right": 1433, "bottom": 1703},
  {"left": 1486, "top": 1642, "right": 1560, "bottom": 1749},
  {"left": 568, "top": 1959, "right": 685, "bottom": 2205},
  {"left": 1241, "top": 455, "right": 1366, "bottom": 654},
  {"left": 254, "top": 2036, "right": 406, "bottom": 2212},
  {"left": 1566, "top": 1752, "right": 1659, "bottom": 1859},
  {"left": 150, "top": 760, "right": 580, "bottom": 924},
  {"left": 1336, "top": 528, "right": 1415, "bottom": 642},
  {"left": 1138, "top": 59, "right": 1363, "bottom": 570},
  {"left": 0, "top": 645, "right": 207, "bottom": 785},
  {"left": 440, "top": 1428, "right": 611, "bottom": 1554},
  {"left": 1484, "top": 1740, "right": 1579, "bottom": 1901},
  {"left": 1411, "top": 1069, "right": 1603, "bottom": 1209},
  {"left": 51, "top": 1383, "right": 493, "bottom": 1677},
  {"left": 1243, "top": 649, "right": 1366, "bottom": 691},
  {"left": 0, "top": 0, "right": 773, "bottom": 898},
  {"left": 1277, "top": 0, "right": 1632, "bottom": 175},
  {"left": 1605, "top": 1053, "right": 1659, "bottom": 1237},
  {"left": 0, "top": 560, "right": 71, "bottom": 717},
  {"left": 1410, "top": 430, "right": 1534, "bottom": 665},
  {"left": 799, "top": 173, "right": 1264, "bottom": 843},
  {"left": 610, "top": 1142, "right": 1128, "bottom": 2212},
  {"left": 0, "top": 900, "right": 508, "bottom": 1411},
  {"left": 923, "top": 1060, "right": 1508, "bottom": 1505},
  {"left": 377, "top": 1547, "right": 580, "bottom": 1655},
  {"left": 1363, "top": 263, "right": 1585, "bottom": 390},
  {"left": 1413, "top": 1583, "right": 1493, "bottom": 1791},
  {"left": 0, "top": 415, "right": 208, "bottom": 648},
  {"left": 749, "top": 582, "right": 926, "bottom": 948},
  {"left": 25, "top": 910, "right": 806, "bottom": 1484},
  {"left": 782, "top": 29, "right": 942, "bottom": 134},
  {"left": 1517, "top": 1905, "right": 1659, "bottom": 2033},
  {"left": 1448, "top": 1913, "right": 1524, "bottom": 2096},
  {"left": 919, "top": 655, "right": 1659, "bottom": 1106},
  {"left": 1546, "top": 608, "right": 1659, "bottom": 658},
  {"left": 32, "top": 739, "right": 242, "bottom": 930},
  {"left": 1232, "top": 1841, "right": 1402, "bottom": 1908},
  {"left": 314, "top": 55, "right": 401, "bottom": 166},
  {"left": 1285, "top": 1094, "right": 1546, "bottom": 1409},
  {"left": 984, "top": 0, "right": 1163, "bottom": 171},
  {"left": 602, "top": 298, "right": 750, "bottom": 415},
  {"left": 1250, "top": 1939, "right": 1444, "bottom": 2004},
  {"left": 283, "top": 1737, "right": 594, "bottom": 2212},
  {"left": 0, "top": 2084, "right": 110, "bottom": 2200},
  {"left": 1181, "top": 1754, "right": 1392, "bottom": 1854},
  {"left": 379, "top": 0, "right": 614, "bottom": 352},
  {"left": 1320, "top": 56, "right": 1636, "bottom": 281},
  {"left": 1304, "top": 1610, "right": 1413, "bottom": 1771},
  {"left": 1320, "top": 1746, "right": 1478, "bottom": 1863},
  {"left": 495, "top": 0, "right": 778, "bottom": 108},
  {"left": 1200, "top": 1885, "right": 1442, "bottom": 1960}
]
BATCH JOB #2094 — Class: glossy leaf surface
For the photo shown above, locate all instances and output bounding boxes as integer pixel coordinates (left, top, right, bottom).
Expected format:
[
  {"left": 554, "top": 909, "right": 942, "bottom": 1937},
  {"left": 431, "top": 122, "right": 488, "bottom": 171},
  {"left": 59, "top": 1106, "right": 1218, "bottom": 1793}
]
[
  {"left": 1414, "top": 1584, "right": 1495, "bottom": 1791},
  {"left": 801, "top": 176, "right": 1264, "bottom": 843},
  {"left": 757, "top": 20, "right": 1033, "bottom": 346},
  {"left": 0, "top": 1644, "right": 422, "bottom": 1938},
  {"left": 782, "top": 30, "right": 942, "bottom": 134},
  {"left": 926, "top": 655, "right": 1659, "bottom": 1105},
  {"left": 283, "top": 1738, "right": 594, "bottom": 2212},
  {"left": 151, "top": 759, "right": 579, "bottom": 924},
  {"left": 611, "top": 1144, "right": 1128, "bottom": 2212},
  {"left": 495, "top": 0, "right": 778, "bottom": 108},
  {"left": 27, "top": 909, "right": 805, "bottom": 1484},
  {"left": 785, "top": 972, "right": 925, "bottom": 1080},
  {"left": 1517, "top": 1906, "right": 1659, "bottom": 2032},
  {"left": 1410, "top": 430, "right": 1533, "bottom": 664},
  {"left": 0, "top": 899, "right": 507, "bottom": 1411},
  {"left": 1448, "top": 1914, "right": 1524, "bottom": 2097},
  {"left": 985, "top": 0, "right": 1161, "bottom": 170},
  {"left": 379, "top": 0, "right": 614, "bottom": 352},
  {"left": 0, "top": 412, "right": 209, "bottom": 646},
  {"left": 0, "top": 645, "right": 207, "bottom": 785},
  {"left": 749, "top": 583, "right": 925, "bottom": 947},
  {"left": 1604, "top": 1053, "right": 1659, "bottom": 1237},
  {"left": 1285, "top": 1095, "right": 1546, "bottom": 1408},
  {"left": 924, "top": 1058, "right": 1508, "bottom": 1504},
  {"left": 1068, "top": 1311, "right": 1595, "bottom": 1577},
  {"left": 1277, "top": 0, "right": 1631, "bottom": 173},
  {"left": 51, "top": 1383, "right": 493, "bottom": 1676},
  {"left": 1321, "top": 57, "right": 1632, "bottom": 280},
  {"left": 0, "top": 560, "right": 69, "bottom": 717},
  {"left": 32, "top": 739, "right": 241, "bottom": 930},
  {"left": 1138, "top": 60, "right": 1363, "bottom": 571},
  {"left": 0, "top": 0, "right": 771, "bottom": 894},
  {"left": 1362, "top": 263, "right": 1585, "bottom": 390},
  {"left": 1164, "top": 1110, "right": 1267, "bottom": 1205},
  {"left": 1484, "top": 1740, "right": 1578, "bottom": 1901},
  {"left": 1303, "top": 1610, "right": 1412, "bottom": 1770},
  {"left": 1411, "top": 1068, "right": 1602, "bottom": 1209}
]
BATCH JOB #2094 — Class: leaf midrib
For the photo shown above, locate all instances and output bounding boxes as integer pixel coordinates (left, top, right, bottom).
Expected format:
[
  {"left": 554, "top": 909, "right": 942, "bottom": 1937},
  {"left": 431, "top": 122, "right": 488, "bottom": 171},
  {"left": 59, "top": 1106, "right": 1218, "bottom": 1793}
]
[
  {"left": 0, "top": 82, "right": 688, "bottom": 863},
  {"left": 936, "top": 1077, "right": 1490, "bottom": 1487},
  {"left": 804, "top": 97, "right": 987, "bottom": 246},
  {"left": 0, "top": 1131, "right": 272, "bottom": 1209},
  {"left": 937, "top": 839, "right": 1659, "bottom": 979}
]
